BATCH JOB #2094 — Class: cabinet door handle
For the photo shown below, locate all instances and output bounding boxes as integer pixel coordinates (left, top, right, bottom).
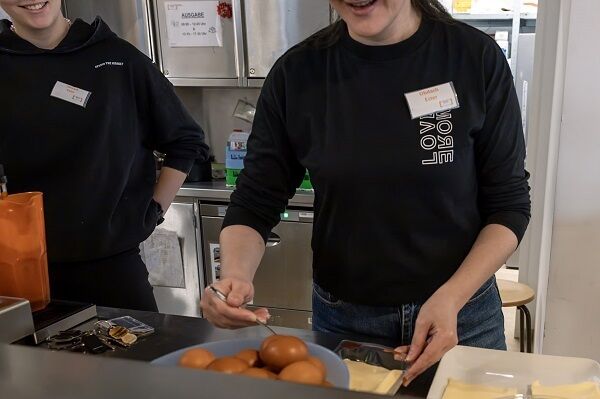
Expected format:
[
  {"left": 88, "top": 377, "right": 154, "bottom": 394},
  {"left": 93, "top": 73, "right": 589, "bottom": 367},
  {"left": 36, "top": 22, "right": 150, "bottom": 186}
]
[{"left": 266, "top": 233, "right": 281, "bottom": 248}]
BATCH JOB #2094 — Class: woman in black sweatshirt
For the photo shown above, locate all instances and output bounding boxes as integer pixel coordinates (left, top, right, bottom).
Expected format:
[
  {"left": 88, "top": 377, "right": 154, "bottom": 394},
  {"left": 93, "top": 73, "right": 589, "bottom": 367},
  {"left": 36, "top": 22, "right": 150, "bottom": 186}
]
[
  {"left": 0, "top": 0, "right": 208, "bottom": 311},
  {"left": 201, "top": 0, "right": 531, "bottom": 384}
]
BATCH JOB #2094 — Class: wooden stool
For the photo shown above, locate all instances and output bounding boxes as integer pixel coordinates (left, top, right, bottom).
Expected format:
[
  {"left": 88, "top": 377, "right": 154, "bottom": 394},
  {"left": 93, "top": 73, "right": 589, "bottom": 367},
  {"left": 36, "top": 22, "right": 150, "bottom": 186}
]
[{"left": 497, "top": 279, "right": 535, "bottom": 353}]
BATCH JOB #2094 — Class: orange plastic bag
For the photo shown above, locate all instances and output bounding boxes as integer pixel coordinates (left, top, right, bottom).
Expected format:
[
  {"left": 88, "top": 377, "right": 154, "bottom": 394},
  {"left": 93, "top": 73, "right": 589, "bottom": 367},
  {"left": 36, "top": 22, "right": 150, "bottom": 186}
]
[{"left": 0, "top": 192, "right": 50, "bottom": 311}]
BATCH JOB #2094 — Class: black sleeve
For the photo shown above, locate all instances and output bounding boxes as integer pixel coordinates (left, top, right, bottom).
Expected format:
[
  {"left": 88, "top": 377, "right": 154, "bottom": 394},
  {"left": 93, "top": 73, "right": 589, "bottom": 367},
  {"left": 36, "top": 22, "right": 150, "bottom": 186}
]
[
  {"left": 137, "top": 58, "right": 209, "bottom": 174},
  {"left": 222, "top": 64, "right": 306, "bottom": 243},
  {"left": 475, "top": 42, "right": 531, "bottom": 242}
]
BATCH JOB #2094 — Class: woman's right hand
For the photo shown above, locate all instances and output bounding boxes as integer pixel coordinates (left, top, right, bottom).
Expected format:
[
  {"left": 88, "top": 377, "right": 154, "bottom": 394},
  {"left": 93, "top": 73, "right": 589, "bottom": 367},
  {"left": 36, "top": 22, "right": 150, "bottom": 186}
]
[{"left": 200, "top": 277, "right": 271, "bottom": 329}]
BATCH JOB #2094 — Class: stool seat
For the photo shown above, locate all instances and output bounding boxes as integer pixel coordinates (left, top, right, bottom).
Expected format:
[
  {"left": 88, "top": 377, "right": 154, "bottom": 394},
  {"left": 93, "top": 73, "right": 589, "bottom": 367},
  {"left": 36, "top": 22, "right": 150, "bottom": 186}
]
[{"left": 497, "top": 279, "right": 535, "bottom": 307}]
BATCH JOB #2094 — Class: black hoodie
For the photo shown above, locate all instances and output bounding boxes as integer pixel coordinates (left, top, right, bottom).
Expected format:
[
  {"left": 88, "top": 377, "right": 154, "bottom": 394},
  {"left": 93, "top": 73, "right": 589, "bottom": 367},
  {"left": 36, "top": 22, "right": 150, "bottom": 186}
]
[{"left": 0, "top": 18, "right": 208, "bottom": 262}]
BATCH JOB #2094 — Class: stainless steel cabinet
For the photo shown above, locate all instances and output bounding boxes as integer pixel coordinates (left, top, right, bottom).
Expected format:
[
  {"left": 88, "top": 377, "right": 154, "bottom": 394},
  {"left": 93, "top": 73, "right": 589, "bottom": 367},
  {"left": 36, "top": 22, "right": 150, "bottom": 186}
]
[
  {"left": 243, "top": 0, "right": 331, "bottom": 79},
  {"left": 201, "top": 204, "right": 314, "bottom": 329},
  {"left": 63, "top": 0, "right": 156, "bottom": 61},
  {"left": 140, "top": 199, "right": 204, "bottom": 317},
  {"left": 153, "top": 0, "right": 244, "bottom": 86}
]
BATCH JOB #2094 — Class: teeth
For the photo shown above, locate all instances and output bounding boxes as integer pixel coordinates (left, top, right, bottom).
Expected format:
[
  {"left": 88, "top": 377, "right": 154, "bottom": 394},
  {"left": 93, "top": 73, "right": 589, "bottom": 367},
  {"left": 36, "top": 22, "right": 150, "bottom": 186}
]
[
  {"left": 350, "top": 0, "right": 374, "bottom": 7},
  {"left": 24, "top": 2, "right": 46, "bottom": 10}
]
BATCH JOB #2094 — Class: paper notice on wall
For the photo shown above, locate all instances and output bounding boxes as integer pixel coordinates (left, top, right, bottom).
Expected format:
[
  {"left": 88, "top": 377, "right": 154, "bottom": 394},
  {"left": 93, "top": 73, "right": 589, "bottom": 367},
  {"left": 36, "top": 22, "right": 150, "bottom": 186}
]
[
  {"left": 141, "top": 228, "right": 185, "bottom": 288},
  {"left": 164, "top": 1, "right": 222, "bottom": 47}
]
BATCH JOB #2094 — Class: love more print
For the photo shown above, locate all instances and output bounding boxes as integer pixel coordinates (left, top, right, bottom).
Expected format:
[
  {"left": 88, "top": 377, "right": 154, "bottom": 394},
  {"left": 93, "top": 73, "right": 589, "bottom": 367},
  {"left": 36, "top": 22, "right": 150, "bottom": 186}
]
[{"left": 419, "top": 111, "right": 454, "bottom": 166}]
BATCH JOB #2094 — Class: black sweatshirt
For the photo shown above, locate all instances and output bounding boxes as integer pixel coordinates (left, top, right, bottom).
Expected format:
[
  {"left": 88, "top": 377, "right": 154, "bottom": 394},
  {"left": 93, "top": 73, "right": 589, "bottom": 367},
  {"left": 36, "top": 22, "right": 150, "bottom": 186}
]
[
  {"left": 0, "top": 18, "right": 208, "bottom": 262},
  {"left": 223, "top": 18, "right": 531, "bottom": 306}
]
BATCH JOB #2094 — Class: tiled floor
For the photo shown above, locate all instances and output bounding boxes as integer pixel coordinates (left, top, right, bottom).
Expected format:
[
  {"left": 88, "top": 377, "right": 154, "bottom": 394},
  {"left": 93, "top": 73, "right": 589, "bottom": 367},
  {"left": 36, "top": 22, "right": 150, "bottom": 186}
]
[{"left": 496, "top": 266, "right": 521, "bottom": 352}]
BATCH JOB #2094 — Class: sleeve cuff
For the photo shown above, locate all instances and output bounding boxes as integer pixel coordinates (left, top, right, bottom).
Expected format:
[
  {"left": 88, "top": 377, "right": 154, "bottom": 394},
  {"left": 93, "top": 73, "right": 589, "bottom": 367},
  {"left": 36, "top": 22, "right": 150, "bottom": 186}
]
[
  {"left": 162, "top": 157, "right": 194, "bottom": 174},
  {"left": 222, "top": 204, "right": 272, "bottom": 244},
  {"left": 485, "top": 211, "right": 530, "bottom": 244}
]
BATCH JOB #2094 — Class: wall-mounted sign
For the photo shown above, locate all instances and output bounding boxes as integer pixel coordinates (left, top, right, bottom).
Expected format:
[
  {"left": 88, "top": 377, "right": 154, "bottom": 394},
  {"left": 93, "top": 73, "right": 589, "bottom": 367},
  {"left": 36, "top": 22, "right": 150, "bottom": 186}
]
[{"left": 164, "top": 1, "right": 223, "bottom": 47}]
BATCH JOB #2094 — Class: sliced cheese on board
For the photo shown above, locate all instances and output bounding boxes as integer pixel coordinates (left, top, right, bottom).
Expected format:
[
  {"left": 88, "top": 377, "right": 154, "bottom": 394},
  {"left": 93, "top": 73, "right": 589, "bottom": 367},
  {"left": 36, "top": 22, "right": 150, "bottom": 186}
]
[
  {"left": 442, "top": 379, "right": 518, "bottom": 399},
  {"left": 532, "top": 380, "right": 600, "bottom": 399},
  {"left": 343, "top": 359, "right": 403, "bottom": 396}
]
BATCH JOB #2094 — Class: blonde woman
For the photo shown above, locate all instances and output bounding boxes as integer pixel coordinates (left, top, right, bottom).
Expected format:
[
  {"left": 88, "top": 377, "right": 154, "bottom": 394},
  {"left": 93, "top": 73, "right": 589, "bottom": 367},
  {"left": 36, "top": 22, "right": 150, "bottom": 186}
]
[{"left": 0, "top": 0, "right": 208, "bottom": 311}]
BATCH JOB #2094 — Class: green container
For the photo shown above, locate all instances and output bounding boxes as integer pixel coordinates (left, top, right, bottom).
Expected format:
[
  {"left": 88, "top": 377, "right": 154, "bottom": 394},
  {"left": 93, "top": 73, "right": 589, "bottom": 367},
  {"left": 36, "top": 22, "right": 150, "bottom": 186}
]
[
  {"left": 226, "top": 169, "right": 313, "bottom": 190},
  {"left": 299, "top": 171, "right": 313, "bottom": 190},
  {"left": 226, "top": 169, "right": 242, "bottom": 187}
]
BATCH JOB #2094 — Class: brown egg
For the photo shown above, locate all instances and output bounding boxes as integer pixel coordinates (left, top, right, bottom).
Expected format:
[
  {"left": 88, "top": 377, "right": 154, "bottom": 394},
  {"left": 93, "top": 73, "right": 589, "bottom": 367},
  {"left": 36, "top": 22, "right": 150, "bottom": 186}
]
[
  {"left": 306, "top": 356, "right": 327, "bottom": 378},
  {"left": 207, "top": 357, "right": 249, "bottom": 374},
  {"left": 260, "top": 335, "right": 282, "bottom": 352},
  {"left": 178, "top": 348, "right": 215, "bottom": 369},
  {"left": 321, "top": 380, "right": 333, "bottom": 388},
  {"left": 278, "top": 361, "right": 325, "bottom": 385},
  {"left": 235, "top": 349, "right": 262, "bottom": 367},
  {"left": 240, "top": 367, "right": 277, "bottom": 379},
  {"left": 259, "top": 335, "right": 309, "bottom": 371}
]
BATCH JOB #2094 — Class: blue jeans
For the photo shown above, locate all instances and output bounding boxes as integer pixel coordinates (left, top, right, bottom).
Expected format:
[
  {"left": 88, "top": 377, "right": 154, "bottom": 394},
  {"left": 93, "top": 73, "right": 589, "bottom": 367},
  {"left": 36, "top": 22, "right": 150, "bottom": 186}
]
[{"left": 312, "top": 277, "right": 506, "bottom": 350}]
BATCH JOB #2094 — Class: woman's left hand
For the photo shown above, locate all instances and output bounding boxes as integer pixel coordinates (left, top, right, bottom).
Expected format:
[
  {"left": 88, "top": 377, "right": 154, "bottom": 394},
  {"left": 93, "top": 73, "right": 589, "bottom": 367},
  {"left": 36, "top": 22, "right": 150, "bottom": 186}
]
[{"left": 396, "top": 288, "right": 461, "bottom": 386}]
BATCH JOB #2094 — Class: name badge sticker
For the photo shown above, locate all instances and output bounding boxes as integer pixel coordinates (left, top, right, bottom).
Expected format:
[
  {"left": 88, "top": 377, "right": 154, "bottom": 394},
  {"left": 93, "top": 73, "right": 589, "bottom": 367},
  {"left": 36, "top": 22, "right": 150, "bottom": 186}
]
[
  {"left": 404, "top": 82, "right": 460, "bottom": 120},
  {"left": 50, "top": 81, "right": 92, "bottom": 108}
]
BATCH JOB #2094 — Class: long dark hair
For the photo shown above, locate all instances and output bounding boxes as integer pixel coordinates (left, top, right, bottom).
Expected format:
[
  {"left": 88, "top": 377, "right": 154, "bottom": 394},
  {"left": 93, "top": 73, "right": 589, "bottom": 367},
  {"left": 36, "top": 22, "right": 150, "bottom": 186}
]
[{"left": 309, "top": 0, "right": 454, "bottom": 48}]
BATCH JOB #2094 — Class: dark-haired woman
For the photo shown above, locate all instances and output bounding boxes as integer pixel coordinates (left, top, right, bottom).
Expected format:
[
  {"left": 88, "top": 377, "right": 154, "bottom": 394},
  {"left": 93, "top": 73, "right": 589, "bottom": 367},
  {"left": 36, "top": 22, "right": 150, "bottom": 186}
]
[
  {"left": 201, "top": 0, "right": 530, "bottom": 383},
  {"left": 0, "top": 0, "right": 208, "bottom": 311}
]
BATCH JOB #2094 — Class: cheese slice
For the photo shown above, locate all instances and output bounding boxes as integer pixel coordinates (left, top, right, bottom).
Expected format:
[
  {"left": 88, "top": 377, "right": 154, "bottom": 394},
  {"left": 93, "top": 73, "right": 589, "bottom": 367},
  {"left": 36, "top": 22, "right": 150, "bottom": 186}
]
[
  {"left": 343, "top": 359, "right": 404, "bottom": 395},
  {"left": 532, "top": 380, "right": 600, "bottom": 399},
  {"left": 442, "top": 379, "right": 518, "bottom": 399}
]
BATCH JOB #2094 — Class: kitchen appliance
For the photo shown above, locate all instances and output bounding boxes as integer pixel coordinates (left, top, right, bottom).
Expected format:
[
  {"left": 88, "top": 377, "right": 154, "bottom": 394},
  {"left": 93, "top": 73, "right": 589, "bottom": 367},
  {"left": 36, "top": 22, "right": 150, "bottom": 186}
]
[
  {"left": 505, "top": 32, "right": 535, "bottom": 270},
  {"left": 153, "top": 0, "right": 245, "bottom": 86},
  {"left": 0, "top": 297, "right": 97, "bottom": 345},
  {"left": 140, "top": 198, "right": 204, "bottom": 317},
  {"left": 515, "top": 33, "right": 536, "bottom": 142},
  {"left": 152, "top": 0, "right": 331, "bottom": 86},
  {"left": 201, "top": 203, "right": 314, "bottom": 329},
  {"left": 243, "top": 0, "right": 332, "bottom": 81},
  {"left": 31, "top": 301, "right": 97, "bottom": 344},
  {"left": 63, "top": 0, "right": 157, "bottom": 62},
  {"left": 0, "top": 297, "right": 34, "bottom": 344}
]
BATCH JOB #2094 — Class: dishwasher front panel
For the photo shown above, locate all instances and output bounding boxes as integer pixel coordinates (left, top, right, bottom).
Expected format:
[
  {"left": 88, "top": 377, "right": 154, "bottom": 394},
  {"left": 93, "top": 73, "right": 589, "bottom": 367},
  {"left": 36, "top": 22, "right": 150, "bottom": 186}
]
[{"left": 201, "top": 204, "right": 314, "bottom": 322}]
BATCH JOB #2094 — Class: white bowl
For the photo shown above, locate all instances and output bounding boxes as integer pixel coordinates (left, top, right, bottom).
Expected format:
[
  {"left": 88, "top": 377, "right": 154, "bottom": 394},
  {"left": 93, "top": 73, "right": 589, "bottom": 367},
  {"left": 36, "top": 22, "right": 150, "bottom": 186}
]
[{"left": 151, "top": 338, "right": 350, "bottom": 388}]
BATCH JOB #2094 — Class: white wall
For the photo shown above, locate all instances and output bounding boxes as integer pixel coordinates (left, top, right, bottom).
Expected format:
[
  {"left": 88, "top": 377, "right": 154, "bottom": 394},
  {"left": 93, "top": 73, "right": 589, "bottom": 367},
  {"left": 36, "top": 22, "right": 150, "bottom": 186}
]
[
  {"left": 175, "top": 87, "right": 260, "bottom": 163},
  {"left": 543, "top": 0, "right": 600, "bottom": 360}
]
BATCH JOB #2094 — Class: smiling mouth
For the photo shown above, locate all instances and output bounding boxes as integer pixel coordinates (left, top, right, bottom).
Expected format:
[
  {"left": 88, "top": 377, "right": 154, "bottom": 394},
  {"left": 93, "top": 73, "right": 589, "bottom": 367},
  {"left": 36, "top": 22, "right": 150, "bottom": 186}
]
[
  {"left": 19, "top": 1, "right": 49, "bottom": 11},
  {"left": 345, "top": 0, "right": 378, "bottom": 9}
]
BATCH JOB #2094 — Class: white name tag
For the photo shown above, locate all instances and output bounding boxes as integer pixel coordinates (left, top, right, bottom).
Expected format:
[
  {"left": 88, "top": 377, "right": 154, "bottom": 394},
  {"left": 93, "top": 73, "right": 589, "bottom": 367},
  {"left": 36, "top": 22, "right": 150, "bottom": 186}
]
[
  {"left": 404, "top": 82, "right": 459, "bottom": 120},
  {"left": 50, "top": 81, "right": 92, "bottom": 108}
]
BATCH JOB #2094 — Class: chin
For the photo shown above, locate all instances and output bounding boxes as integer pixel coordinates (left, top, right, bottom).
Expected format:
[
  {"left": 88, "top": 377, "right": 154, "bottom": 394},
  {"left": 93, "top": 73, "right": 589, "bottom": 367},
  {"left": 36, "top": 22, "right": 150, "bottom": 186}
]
[
  {"left": 347, "top": 20, "right": 390, "bottom": 39},
  {"left": 25, "top": 16, "right": 56, "bottom": 30}
]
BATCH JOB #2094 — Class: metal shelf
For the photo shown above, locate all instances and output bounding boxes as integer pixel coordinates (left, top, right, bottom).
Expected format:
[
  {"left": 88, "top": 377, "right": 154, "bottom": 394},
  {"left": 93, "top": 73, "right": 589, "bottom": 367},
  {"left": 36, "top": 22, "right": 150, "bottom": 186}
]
[
  {"left": 167, "top": 78, "right": 244, "bottom": 88},
  {"left": 453, "top": 13, "right": 514, "bottom": 20},
  {"left": 453, "top": 12, "right": 537, "bottom": 21}
]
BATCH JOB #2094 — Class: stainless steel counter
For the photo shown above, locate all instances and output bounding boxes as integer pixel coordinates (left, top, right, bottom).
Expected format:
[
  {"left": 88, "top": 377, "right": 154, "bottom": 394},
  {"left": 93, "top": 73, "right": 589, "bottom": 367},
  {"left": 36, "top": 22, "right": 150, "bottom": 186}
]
[
  {"left": 1, "top": 307, "right": 429, "bottom": 399},
  {"left": 0, "top": 344, "right": 419, "bottom": 399},
  {"left": 178, "top": 181, "right": 314, "bottom": 208}
]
